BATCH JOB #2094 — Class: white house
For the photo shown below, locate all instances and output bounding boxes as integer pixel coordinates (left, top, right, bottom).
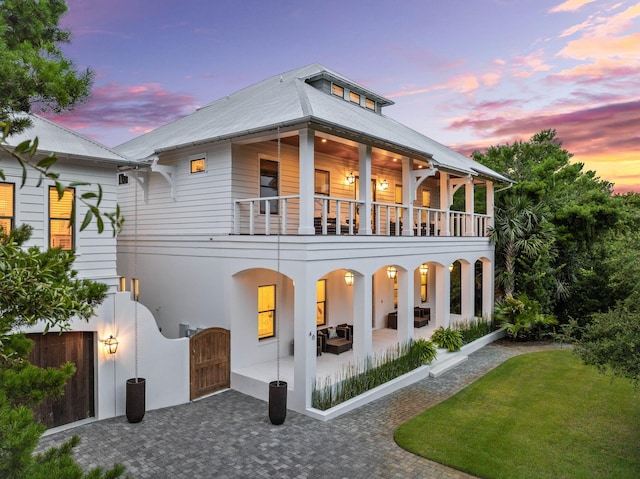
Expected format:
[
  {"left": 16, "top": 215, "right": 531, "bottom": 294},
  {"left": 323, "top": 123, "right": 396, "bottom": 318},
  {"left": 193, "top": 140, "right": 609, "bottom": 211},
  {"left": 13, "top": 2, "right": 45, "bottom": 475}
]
[
  {"left": 2, "top": 115, "right": 189, "bottom": 429},
  {"left": 114, "top": 64, "right": 510, "bottom": 416}
]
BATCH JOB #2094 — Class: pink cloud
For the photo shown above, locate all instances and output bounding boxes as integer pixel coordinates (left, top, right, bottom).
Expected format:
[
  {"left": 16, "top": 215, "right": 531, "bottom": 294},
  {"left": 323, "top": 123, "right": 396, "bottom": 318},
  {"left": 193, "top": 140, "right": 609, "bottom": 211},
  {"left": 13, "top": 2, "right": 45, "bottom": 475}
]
[
  {"left": 549, "top": 0, "right": 597, "bottom": 13},
  {"left": 512, "top": 50, "right": 552, "bottom": 78},
  {"left": 447, "top": 100, "right": 640, "bottom": 193},
  {"left": 41, "top": 82, "right": 198, "bottom": 138}
]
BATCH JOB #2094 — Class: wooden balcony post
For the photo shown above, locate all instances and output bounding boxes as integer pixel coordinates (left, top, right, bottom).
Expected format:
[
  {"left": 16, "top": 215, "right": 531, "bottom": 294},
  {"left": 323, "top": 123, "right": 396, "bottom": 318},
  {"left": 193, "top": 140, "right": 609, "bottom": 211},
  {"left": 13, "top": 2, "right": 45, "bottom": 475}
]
[{"left": 358, "top": 144, "right": 372, "bottom": 235}]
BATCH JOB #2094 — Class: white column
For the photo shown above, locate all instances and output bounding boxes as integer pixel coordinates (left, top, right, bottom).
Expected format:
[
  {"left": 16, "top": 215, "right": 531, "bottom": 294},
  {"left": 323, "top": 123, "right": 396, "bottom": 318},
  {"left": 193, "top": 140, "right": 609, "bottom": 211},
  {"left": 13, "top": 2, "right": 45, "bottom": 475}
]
[
  {"left": 298, "top": 129, "right": 315, "bottom": 235},
  {"left": 401, "top": 157, "right": 414, "bottom": 236},
  {"left": 292, "top": 269, "right": 317, "bottom": 412},
  {"left": 397, "top": 268, "right": 413, "bottom": 344},
  {"left": 353, "top": 272, "right": 373, "bottom": 361},
  {"left": 482, "top": 259, "right": 494, "bottom": 318},
  {"left": 460, "top": 261, "right": 475, "bottom": 319},
  {"left": 433, "top": 263, "right": 451, "bottom": 328},
  {"left": 439, "top": 172, "right": 450, "bottom": 236},
  {"left": 486, "top": 181, "right": 494, "bottom": 232},
  {"left": 466, "top": 178, "right": 475, "bottom": 236},
  {"left": 358, "top": 144, "right": 372, "bottom": 235}
]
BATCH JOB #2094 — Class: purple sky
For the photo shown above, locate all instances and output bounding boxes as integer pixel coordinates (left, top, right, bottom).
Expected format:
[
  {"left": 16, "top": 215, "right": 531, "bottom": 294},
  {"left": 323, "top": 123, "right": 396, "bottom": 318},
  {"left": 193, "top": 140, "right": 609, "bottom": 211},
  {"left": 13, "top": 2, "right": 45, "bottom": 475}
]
[{"left": 46, "top": 0, "right": 640, "bottom": 193}]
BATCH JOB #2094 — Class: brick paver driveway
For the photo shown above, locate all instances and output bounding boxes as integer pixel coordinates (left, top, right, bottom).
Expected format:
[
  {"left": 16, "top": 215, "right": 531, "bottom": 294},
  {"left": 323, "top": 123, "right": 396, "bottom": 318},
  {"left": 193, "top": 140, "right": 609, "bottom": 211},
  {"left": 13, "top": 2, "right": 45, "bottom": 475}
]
[{"left": 38, "top": 341, "right": 560, "bottom": 478}]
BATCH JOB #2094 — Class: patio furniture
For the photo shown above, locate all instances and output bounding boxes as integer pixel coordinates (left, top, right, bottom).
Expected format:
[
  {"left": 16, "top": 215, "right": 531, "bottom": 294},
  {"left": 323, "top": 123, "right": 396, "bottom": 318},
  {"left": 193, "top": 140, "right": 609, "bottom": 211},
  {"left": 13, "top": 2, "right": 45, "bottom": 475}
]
[
  {"left": 387, "top": 309, "right": 430, "bottom": 329},
  {"left": 317, "top": 327, "right": 353, "bottom": 355}
]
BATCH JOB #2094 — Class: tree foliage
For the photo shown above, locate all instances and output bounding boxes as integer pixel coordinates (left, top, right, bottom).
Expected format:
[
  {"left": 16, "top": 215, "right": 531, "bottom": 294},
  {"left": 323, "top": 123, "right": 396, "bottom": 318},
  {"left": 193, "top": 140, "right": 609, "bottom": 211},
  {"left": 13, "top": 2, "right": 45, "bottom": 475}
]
[
  {"left": 473, "top": 129, "right": 621, "bottom": 319},
  {"left": 0, "top": 0, "right": 93, "bottom": 133},
  {"left": 574, "top": 294, "right": 640, "bottom": 385}
]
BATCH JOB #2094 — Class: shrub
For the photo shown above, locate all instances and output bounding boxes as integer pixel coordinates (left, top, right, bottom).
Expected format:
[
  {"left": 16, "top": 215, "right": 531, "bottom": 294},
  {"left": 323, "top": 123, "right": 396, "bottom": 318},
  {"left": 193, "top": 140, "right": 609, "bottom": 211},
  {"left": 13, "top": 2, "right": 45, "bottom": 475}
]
[
  {"left": 453, "top": 317, "right": 494, "bottom": 344},
  {"left": 431, "top": 327, "right": 463, "bottom": 352},
  {"left": 312, "top": 339, "right": 436, "bottom": 410},
  {"left": 494, "top": 294, "right": 557, "bottom": 341}
]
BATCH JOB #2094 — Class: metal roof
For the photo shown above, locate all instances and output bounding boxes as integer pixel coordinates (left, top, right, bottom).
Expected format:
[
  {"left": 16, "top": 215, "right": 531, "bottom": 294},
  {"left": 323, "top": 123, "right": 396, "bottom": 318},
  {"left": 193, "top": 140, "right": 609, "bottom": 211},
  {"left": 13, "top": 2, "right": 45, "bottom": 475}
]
[
  {"left": 5, "top": 114, "right": 137, "bottom": 166},
  {"left": 114, "top": 64, "right": 510, "bottom": 182}
]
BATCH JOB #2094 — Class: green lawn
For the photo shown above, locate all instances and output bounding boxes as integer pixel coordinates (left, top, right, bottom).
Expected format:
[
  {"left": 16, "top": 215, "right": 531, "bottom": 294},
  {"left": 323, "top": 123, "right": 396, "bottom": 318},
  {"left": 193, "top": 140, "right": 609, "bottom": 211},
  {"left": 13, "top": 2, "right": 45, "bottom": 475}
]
[{"left": 395, "top": 350, "right": 640, "bottom": 479}]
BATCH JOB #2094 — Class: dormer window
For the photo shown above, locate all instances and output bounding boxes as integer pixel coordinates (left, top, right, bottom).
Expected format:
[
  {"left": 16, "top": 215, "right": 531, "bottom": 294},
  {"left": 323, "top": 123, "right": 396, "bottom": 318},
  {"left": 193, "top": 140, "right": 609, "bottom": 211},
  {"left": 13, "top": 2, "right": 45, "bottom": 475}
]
[
  {"left": 331, "top": 84, "right": 344, "bottom": 98},
  {"left": 349, "top": 92, "right": 361, "bottom": 105},
  {"left": 365, "top": 98, "right": 375, "bottom": 111}
]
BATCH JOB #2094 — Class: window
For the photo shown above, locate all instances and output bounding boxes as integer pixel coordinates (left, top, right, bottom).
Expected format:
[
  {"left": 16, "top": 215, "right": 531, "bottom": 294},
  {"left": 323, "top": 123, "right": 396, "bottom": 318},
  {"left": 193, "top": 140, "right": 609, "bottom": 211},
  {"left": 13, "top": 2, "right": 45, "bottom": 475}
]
[
  {"left": 0, "top": 183, "right": 14, "bottom": 234},
  {"left": 316, "top": 279, "right": 327, "bottom": 326},
  {"left": 421, "top": 189, "right": 431, "bottom": 223},
  {"left": 49, "top": 186, "right": 74, "bottom": 250},
  {"left": 393, "top": 276, "right": 398, "bottom": 310},
  {"left": 395, "top": 184, "right": 403, "bottom": 220},
  {"left": 118, "top": 173, "right": 129, "bottom": 185},
  {"left": 260, "top": 159, "right": 279, "bottom": 214},
  {"left": 315, "top": 169, "right": 330, "bottom": 214},
  {"left": 331, "top": 84, "right": 344, "bottom": 98},
  {"left": 258, "top": 285, "right": 276, "bottom": 339},
  {"left": 349, "top": 91, "right": 361, "bottom": 104},
  {"left": 190, "top": 158, "right": 206, "bottom": 174},
  {"left": 421, "top": 273, "right": 428, "bottom": 303},
  {"left": 365, "top": 98, "right": 375, "bottom": 110}
]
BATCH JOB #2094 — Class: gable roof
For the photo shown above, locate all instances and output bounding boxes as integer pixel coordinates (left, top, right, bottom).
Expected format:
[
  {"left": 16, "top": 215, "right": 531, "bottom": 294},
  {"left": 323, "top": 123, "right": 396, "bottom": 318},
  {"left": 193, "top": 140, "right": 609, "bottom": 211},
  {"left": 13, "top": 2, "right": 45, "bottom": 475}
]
[
  {"left": 114, "top": 64, "right": 509, "bottom": 182},
  {"left": 5, "top": 114, "right": 136, "bottom": 166}
]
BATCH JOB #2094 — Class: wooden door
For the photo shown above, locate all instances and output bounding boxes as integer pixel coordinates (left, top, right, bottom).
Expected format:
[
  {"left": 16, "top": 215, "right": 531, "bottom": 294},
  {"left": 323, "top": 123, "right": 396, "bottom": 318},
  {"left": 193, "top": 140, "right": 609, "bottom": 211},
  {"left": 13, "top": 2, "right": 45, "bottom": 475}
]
[
  {"left": 190, "top": 328, "right": 230, "bottom": 400},
  {"left": 27, "top": 332, "right": 95, "bottom": 429}
]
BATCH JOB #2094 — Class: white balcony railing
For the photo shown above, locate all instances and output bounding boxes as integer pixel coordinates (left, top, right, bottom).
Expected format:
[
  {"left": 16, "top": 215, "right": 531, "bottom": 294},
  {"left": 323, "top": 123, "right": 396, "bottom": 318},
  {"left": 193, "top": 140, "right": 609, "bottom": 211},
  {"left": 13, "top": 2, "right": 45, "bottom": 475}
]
[{"left": 234, "top": 195, "right": 491, "bottom": 237}]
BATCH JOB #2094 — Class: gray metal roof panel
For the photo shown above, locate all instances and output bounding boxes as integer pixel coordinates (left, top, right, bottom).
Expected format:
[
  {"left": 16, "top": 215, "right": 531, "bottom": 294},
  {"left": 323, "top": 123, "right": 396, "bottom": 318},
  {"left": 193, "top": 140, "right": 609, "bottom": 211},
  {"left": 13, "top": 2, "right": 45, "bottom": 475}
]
[
  {"left": 6, "top": 114, "right": 135, "bottom": 165},
  {"left": 114, "top": 64, "right": 510, "bottom": 182}
]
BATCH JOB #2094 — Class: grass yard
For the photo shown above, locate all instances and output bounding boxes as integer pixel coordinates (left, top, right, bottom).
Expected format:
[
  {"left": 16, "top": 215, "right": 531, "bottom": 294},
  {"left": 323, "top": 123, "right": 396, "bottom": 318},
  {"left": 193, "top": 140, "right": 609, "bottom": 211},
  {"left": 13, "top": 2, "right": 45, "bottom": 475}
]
[{"left": 395, "top": 350, "right": 640, "bottom": 479}]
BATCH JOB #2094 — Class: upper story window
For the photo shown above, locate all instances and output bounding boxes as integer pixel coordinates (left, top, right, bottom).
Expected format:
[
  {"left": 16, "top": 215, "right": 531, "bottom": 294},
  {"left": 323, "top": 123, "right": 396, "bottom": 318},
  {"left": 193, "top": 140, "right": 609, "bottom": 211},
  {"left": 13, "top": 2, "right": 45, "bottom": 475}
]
[
  {"left": 191, "top": 158, "right": 206, "bottom": 174},
  {"left": 260, "top": 159, "right": 279, "bottom": 214},
  {"left": 331, "top": 84, "right": 344, "bottom": 98},
  {"left": 365, "top": 98, "right": 375, "bottom": 110},
  {"left": 0, "top": 182, "right": 15, "bottom": 235},
  {"left": 49, "top": 186, "right": 74, "bottom": 250},
  {"left": 349, "top": 91, "right": 361, "bottom": 104},
  {"left": 258, "top": 284, "right": 276, "bottom": 340}
]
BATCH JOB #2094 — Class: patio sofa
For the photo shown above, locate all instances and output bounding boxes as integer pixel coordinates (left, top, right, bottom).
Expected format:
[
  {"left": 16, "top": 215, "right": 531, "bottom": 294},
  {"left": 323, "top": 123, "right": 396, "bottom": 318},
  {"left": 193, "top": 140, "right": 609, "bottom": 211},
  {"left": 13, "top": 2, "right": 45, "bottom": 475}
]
[{"left": 317, "top": 325, "right": 353, "bottom": 354}]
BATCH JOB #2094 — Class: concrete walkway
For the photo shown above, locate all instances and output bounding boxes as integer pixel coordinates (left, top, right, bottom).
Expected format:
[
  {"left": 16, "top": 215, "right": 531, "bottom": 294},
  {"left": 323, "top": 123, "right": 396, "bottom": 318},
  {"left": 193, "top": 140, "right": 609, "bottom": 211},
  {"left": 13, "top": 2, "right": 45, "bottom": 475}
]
[{"left": 38, "top": 341, "right": 561, "bottom": 479}]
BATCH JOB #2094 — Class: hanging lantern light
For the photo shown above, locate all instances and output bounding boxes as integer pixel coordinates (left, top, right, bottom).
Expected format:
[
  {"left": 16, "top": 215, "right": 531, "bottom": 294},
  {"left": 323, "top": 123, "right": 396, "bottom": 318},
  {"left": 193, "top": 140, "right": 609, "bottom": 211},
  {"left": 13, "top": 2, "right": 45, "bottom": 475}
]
[
  {"left": 104, "top": 335, "right": 119, "bottom": 355},
  {"left": 449, "top": 263, "right": 455, "bottom": 272},
  {"left": 386, "top": 266, "right": 398, "bottom": 280},
  {"left": 344, "top": 271, "right": 355, "bottom": 286},
  {"left": 346, "top": 172, "right": 355, "bottom": 185},
  {"left": 419, "top": 263, "right": 429, "bottom": 277}
]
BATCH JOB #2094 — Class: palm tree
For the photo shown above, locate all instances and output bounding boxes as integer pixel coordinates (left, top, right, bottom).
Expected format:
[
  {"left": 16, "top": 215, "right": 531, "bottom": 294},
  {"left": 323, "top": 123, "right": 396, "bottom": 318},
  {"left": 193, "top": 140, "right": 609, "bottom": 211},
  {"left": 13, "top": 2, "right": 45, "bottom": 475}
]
[{"left": 489, "top": 195, "right": 553, "bottom": 300}]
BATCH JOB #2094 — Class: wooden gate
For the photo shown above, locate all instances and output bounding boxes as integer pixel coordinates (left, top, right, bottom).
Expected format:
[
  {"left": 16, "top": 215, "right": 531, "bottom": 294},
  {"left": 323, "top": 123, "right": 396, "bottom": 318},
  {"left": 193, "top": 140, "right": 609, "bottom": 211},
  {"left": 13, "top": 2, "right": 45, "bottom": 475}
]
[
  {"left": 27, "top": 332, "right": 95, "bottom": 429},
  {"left": 190, "top": 328, "right": 230, "bottom": 400}
]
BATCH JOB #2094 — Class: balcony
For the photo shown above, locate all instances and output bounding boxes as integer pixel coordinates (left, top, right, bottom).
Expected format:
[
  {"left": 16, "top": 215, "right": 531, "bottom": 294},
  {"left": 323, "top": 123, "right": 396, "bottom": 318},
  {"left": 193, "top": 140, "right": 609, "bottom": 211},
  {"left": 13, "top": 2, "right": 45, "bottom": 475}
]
[{"left": 234, "top": 195, "right": 491, "bottom": 237}]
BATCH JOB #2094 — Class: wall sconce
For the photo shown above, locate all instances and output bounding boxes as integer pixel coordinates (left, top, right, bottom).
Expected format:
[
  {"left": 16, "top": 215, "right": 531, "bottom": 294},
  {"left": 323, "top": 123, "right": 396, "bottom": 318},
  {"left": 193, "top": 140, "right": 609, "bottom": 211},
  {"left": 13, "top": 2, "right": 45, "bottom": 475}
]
[
  {"left": 379, "top": 178, "right": 389, "bottom": 191},
  {"left": 344, "top": 271, "right": 354, "bottom": 286},
  {"left": 449, "top": 263, "right": 455, "bottom": 272},
  {"left": 119, "top": 276, "right": 127, "bottom": 292},
  {"left": 104, "top": 335, "right": 119, "bottom": 354},
  {"left": 346, "top": 172, "right": 355, "bottom": 185},
  {"left": 419, "top": 263, "right": 429, "bottom": 277},
  {"left": 386, "top": 266, "right": 398, "bottom": 280},
  {"left": 131, "top": 278, "right": 140, "bottom": 301}
]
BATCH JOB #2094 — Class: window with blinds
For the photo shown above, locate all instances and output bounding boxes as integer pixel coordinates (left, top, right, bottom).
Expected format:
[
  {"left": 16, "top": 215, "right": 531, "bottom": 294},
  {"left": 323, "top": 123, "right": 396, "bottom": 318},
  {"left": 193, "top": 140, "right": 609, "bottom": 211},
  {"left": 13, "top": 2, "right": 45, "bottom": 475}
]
[
  {"left": 0, "top": 183, "right": 14, "bottom": 234},
  {"left": 49, "top": 186, "right": 74, "bottom": 250}
]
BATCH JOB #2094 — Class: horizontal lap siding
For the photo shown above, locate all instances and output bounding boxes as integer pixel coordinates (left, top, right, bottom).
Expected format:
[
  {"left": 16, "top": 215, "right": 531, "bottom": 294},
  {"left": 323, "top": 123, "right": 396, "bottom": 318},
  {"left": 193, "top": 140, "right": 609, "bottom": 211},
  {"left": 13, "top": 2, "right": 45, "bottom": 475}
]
[
  {"left": 0, "top": 154, "right": 119, "bottom": 285},
  {"left": 118, "top": 143, "right": 233, "bottom": 237}
]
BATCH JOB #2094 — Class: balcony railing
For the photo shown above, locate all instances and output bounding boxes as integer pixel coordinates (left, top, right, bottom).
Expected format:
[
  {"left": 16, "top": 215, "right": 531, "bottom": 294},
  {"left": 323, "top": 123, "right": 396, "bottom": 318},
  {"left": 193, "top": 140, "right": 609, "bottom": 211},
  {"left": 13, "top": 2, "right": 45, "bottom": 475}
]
[{"left": 234, "top": 195, "right": 491, "bottom": 237}]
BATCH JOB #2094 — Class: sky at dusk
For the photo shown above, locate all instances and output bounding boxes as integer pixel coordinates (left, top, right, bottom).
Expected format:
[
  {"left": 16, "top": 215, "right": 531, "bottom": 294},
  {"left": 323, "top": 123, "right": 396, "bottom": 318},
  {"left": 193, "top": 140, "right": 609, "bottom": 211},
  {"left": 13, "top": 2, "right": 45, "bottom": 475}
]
[{"left": 45, "top": 0, "right": 640, "bottom": 193}]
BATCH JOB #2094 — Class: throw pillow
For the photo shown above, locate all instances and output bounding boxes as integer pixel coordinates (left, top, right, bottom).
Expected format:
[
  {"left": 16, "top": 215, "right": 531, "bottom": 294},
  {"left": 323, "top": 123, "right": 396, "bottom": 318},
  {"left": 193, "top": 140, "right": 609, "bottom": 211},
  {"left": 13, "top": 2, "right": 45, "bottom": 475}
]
[{"left": 328, "top": 327, "right": 338, "bottom": 339}]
